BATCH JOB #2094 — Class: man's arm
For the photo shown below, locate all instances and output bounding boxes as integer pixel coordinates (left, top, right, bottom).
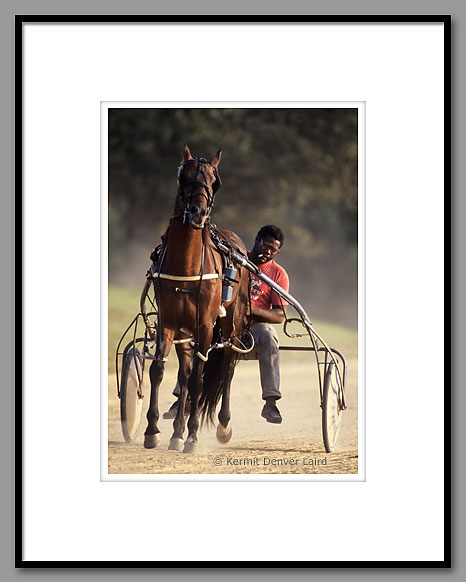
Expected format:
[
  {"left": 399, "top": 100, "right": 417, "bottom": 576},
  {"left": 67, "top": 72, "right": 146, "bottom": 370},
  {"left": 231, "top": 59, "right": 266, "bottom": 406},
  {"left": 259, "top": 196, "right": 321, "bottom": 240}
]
[{"left": 251, "top": 305, "right": 286, "bottom": 324}]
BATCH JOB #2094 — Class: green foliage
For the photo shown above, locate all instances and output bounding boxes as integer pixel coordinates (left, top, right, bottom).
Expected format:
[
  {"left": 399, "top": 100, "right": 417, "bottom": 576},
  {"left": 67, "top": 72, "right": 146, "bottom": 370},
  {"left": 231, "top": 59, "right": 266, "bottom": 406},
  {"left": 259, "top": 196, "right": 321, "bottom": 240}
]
[
  {"left": 108, "top": 285, "right": 141, "bottom": 373},
  {"left": 108, "top": 108, "right": 358, "bottom": 327},
  {"left": 109, "top": 108, "right": 357, "bottom": 245}
]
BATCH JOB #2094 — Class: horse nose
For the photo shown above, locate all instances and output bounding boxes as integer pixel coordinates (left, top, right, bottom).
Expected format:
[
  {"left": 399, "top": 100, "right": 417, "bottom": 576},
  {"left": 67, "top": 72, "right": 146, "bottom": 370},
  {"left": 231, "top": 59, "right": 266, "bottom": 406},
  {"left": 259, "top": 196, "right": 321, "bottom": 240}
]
[{"left": 190, "top": 204, "right": 206, "bottom": 216}]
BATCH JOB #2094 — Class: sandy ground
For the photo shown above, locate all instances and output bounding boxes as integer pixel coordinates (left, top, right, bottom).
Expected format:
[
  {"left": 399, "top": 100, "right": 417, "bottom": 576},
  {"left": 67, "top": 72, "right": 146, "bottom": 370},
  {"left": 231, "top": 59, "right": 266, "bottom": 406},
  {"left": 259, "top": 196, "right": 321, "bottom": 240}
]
[{"left": 107, "top": 353, "right": 358, "bottom": 476}]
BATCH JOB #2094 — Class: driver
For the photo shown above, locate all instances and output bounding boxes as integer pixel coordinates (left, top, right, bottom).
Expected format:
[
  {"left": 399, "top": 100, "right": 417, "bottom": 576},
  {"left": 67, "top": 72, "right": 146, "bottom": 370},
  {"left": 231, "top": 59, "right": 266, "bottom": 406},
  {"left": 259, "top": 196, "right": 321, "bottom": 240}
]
[
  {"left": 243, "top": 224, "right": 289, "bottom": 424},
  {"left": 162, "top": 224, "right": 289, "bottom": 425}
]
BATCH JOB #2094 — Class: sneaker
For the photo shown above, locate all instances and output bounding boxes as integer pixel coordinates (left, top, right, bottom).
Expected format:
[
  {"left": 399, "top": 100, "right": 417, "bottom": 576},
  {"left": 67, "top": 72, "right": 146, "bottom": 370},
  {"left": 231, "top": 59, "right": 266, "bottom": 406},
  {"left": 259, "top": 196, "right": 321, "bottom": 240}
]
[
  {"left": 162, "top": 400, "right": 179, "bottom": 419},
  {"left": 261, "top": 403, "right": 282, "bottom": 424},
  {"left": 162, "top": 398, "right": 190, "bottom": 419}
]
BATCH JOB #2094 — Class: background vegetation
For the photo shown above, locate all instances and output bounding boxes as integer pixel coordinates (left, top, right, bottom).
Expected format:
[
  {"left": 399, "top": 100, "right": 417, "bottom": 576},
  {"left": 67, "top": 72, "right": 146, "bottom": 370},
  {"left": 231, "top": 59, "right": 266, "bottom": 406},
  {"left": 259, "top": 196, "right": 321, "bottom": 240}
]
[{"left": 108, "top": 108, "right": 358, "bottom": 327}]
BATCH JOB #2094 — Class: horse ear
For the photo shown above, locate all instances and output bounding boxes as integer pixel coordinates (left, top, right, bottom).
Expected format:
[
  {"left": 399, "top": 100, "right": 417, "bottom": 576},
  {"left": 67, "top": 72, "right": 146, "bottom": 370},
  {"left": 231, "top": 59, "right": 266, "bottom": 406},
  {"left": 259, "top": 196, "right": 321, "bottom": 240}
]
[
  {"left": 182, "top": 144, "right": 193, "bottom": 163},
  {"left": 210, "top": 148, "right": 222, "bottom": 168}
]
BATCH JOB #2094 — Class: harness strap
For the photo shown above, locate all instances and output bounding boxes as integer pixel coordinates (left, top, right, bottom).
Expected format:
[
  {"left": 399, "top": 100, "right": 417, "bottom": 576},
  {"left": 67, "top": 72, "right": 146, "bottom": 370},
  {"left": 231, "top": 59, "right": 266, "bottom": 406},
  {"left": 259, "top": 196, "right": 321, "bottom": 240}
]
[{"left": 151, "top": 272, "right": 221, "bottom": 281}]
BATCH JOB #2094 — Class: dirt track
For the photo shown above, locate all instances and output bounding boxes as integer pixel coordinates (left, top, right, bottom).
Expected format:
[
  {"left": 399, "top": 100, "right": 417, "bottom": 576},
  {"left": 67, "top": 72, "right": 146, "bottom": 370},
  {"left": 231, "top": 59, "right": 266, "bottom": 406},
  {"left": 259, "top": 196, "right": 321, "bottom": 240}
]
[{"left": 107, "top": 354, "right": 358, "bottom": 476}]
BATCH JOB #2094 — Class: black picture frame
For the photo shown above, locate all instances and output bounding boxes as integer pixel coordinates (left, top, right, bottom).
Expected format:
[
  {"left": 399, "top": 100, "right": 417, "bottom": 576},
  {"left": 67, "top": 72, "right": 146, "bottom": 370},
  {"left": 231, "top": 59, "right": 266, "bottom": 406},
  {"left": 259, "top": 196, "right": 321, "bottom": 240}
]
[{"left": 15, "top": 14, "right": 451, "bottom": 568}]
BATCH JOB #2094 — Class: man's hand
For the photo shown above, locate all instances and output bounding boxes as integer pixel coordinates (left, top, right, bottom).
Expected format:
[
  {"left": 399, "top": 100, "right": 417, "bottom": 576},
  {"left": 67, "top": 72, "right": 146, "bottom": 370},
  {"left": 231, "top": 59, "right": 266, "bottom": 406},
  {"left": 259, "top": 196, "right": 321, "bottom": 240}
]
[{"left": 251, "top": 305, "right": 285, "bottom": 324}]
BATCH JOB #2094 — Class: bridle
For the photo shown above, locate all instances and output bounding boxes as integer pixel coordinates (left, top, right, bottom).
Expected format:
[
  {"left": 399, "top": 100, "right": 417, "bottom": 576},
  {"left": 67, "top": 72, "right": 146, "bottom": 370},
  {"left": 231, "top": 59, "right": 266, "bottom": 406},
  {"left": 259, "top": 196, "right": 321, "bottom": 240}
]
[{"left": 177, "top": 157, "right": 221, "bottom": 226}]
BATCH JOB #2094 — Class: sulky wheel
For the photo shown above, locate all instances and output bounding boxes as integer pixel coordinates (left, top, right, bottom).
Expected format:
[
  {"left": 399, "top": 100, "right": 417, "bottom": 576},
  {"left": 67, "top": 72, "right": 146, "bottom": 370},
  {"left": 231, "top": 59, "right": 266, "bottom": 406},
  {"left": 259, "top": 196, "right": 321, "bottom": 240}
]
[
  {"left": 322, "top": 361, "right": 343, "bottom": 453},
  {"left": 120, "top": 347, "right": 144, "bottom": 443}
]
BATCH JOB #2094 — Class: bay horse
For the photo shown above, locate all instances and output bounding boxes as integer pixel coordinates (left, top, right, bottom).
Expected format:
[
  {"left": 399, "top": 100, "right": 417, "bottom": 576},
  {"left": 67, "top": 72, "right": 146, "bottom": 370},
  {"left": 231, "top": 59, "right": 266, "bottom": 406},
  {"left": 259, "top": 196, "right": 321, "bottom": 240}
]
[{"left": 144, "top": 145, "right": 249, "bottom": 453}]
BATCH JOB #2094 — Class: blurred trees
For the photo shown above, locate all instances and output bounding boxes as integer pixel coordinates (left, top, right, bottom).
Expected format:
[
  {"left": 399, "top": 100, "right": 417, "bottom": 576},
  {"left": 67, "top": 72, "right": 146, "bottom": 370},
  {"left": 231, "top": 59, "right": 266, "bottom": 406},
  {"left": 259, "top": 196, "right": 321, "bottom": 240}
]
[{"left": 108, "top": 108, "right": 358, "bottom": 327}]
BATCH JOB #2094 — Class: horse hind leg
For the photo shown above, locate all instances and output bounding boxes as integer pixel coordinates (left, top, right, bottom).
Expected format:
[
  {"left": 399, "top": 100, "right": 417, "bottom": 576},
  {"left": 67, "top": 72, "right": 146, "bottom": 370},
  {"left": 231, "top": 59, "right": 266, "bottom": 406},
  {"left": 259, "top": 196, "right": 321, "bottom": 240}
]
[
  {"left": 216, "top": 270, "right": 249, "bottom": 444},
  {"left": 182, "top": 324, "right": 214, "bottom": 453},
  {"left": 184, "top": 341, "right": 217, "bottom": 454},
  {"left": 216, "top": 421, "right": 232, "bottom": 444},
  {"left": 216, "top": 350, "right": 236, "bottom": 444}
]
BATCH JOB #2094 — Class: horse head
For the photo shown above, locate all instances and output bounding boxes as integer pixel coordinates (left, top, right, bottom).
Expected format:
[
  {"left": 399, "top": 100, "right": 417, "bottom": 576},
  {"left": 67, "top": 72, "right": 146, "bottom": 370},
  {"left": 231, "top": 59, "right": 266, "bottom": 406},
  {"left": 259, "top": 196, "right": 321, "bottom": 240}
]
[{"left": 177, "top": 144, "right": 222, "bottom": 230}]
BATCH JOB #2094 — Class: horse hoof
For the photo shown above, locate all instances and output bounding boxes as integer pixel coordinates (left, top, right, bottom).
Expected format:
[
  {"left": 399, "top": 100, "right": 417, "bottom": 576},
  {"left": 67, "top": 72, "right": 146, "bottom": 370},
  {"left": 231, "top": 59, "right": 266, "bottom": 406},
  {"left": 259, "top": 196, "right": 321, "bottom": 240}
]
[
  {"left": 183, "top": 440, "right": 198, "bottom": 454},
  {"left": 168, "top": 437, "right": 184, "bottom": 451},
  {"left": 144, "top": 433, "right": 160, "bottom": 449},
  {"left": 216, "top": 423, "right": 232, "bottom": 444}
]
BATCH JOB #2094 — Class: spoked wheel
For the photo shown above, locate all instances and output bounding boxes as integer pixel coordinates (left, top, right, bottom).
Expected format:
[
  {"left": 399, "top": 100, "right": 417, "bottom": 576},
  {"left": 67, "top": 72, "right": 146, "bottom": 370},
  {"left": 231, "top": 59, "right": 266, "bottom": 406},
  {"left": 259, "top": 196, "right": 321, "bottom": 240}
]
[
  {"left": 120, "top": 347, "right": 144, "bottom": 443},
  {"left": 322, "top": 361, "right": 343, "bottom": 453}
]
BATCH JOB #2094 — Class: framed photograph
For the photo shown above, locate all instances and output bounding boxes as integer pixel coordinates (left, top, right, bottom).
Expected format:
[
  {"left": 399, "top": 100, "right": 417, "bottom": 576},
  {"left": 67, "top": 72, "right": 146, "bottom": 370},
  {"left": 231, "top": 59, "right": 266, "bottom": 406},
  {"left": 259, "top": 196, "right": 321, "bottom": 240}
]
[
  {"left": 18, "top": 15, "right": 449, "bottom": 566},
  {"left": 104, "top": 102, "right": 362, "bottom": 481}
]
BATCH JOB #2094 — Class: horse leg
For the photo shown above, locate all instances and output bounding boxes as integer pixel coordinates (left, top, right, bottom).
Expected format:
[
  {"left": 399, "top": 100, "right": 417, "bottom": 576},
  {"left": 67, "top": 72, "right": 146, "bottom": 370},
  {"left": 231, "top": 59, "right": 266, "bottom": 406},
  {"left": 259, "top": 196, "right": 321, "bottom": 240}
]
[
  {"left": 144, "top": 332, "right": 173, "bottom": 449},
  {"left": 183, "top": 327, "right": 213, "bottom": 453},
  {"left": 183, "top": 355, "right": 205, "bottom": 453},
  {"left": 216, "top": 289, "right": 246, "bottom": 443},
  {"left": 168, "top": 344, "right": 192, "bottom": 451},
  {"left": 216, "top": 350, "right": 237, "bottom": 443},
  {"left": 143, "top": 360, "right": 164, "bottom": 448}
]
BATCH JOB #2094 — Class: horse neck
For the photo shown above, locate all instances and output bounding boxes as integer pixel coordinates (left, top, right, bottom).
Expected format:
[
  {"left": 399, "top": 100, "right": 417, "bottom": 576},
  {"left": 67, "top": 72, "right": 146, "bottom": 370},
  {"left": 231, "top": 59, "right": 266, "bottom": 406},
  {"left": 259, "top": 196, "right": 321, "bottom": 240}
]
[{"left": 165, "top": 219, "right": 205, "bottom": 274}]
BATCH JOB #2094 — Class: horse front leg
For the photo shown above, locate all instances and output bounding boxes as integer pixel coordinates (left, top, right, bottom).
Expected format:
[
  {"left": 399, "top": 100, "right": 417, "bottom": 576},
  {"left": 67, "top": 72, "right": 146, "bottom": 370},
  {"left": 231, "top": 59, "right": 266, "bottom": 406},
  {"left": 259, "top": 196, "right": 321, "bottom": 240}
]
[
  {"left": 183, "top": 355, "right": 205, "bottom": 453},
  {"left": 216, "top": 350, "right": 237, "bottom": 444},
  {"left": 183, "top": 326, "right": 213, "bottom": 453},
  {"left": 168, "top": 343, "right": 192, "bottom": 451},
  {"left": 144, "top": 332, "right": 173, "bottom": 449}
]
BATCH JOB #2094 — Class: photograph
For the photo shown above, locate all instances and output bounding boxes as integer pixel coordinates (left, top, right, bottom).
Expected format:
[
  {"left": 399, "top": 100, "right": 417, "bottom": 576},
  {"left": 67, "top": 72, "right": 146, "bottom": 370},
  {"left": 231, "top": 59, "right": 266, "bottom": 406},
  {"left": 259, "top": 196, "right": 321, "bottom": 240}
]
[{"left": 106, "top": 105, "right": 360, "bottom": 476}]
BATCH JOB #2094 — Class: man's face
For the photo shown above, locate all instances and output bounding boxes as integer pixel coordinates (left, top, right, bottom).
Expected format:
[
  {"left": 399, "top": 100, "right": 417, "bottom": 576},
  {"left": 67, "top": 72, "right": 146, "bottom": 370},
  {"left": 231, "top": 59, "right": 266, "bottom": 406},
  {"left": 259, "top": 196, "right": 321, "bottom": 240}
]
[{"left": 252, "top": 235, "right": 281, "bottom": 264}]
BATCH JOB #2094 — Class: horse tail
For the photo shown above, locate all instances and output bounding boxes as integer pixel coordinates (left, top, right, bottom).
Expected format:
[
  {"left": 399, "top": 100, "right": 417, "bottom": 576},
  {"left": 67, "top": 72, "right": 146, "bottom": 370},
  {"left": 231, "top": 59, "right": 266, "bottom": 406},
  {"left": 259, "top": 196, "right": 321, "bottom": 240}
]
[{"left": 199, "top": 347, "right": 225, "bottom": 425}]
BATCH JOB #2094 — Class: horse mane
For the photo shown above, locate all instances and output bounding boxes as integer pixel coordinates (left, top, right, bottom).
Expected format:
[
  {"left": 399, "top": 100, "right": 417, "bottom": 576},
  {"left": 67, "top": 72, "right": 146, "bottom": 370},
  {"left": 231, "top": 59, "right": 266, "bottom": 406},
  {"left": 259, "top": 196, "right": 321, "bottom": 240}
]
[{"left": 208, "top": 224, "right": 247, "bottom": 256}]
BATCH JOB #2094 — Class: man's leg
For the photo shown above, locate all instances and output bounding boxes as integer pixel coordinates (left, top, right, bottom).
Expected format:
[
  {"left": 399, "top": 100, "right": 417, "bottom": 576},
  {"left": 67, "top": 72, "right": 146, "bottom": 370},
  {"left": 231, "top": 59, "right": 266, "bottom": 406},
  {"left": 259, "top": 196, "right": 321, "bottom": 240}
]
[{"left": 250, "top": 323, "right": 283, "bottom": 424}]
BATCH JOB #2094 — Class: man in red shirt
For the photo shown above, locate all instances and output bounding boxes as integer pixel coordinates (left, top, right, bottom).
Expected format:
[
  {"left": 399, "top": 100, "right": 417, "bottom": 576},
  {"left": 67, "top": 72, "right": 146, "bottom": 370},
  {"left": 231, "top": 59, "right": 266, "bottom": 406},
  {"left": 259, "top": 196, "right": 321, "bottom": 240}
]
[
  {"left": 244, "top": 225, "right": 289, "bottom": 424},
  {"left": 162, "top": 224, "right": 289, "bottom": 425}
]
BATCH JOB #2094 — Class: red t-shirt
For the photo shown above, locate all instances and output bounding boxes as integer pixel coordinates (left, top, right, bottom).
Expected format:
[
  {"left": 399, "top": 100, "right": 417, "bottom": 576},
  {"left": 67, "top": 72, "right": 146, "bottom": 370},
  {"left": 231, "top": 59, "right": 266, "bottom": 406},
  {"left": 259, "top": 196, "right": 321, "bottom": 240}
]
[{"left": 249, "top": 257, "right": 290, "bottom": 312}]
